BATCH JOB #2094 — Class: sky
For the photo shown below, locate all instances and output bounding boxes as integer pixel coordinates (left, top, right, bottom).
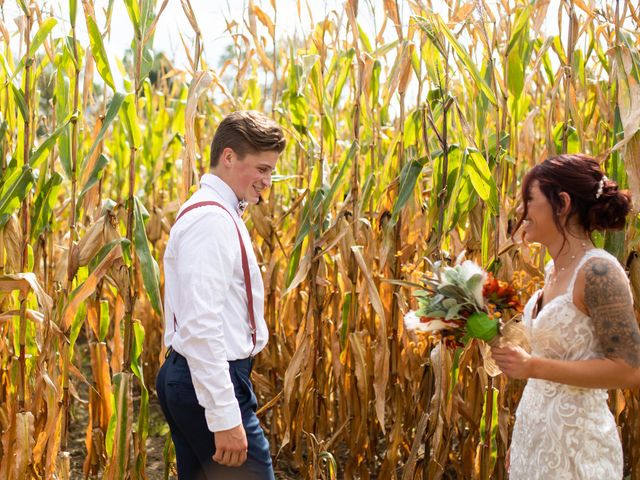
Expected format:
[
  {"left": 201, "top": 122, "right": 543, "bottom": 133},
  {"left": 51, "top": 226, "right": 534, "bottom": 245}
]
[
  {"left": 3, "top": 1, "right": 629, "bottom": 69},
  {"left": 3, "top": 0, "right": 624, "bottom": 94},
  {"left": 3, "top": 0, "right": 375, "bottom": 68},
  {"left": 2, "top": 0, "right": 572, "bottom": 69}
]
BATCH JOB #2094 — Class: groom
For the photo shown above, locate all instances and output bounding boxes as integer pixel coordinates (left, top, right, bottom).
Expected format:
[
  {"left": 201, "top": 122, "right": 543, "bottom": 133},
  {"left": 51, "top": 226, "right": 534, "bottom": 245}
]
[{"left": 156, "top": 110, "right": 285, "bottom": 479}]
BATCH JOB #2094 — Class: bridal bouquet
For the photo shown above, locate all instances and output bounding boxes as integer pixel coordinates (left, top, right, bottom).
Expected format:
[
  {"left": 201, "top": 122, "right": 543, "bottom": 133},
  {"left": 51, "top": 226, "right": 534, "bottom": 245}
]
[{"left": 404, "top": 260, "right": 524, "bottom": 347}]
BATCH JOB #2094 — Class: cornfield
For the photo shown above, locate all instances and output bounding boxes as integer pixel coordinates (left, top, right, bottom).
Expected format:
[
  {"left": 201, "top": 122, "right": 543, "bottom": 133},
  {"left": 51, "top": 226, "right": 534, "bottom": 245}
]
[{"left": 1, "top": 0, "right": 639, "bottom": 478}]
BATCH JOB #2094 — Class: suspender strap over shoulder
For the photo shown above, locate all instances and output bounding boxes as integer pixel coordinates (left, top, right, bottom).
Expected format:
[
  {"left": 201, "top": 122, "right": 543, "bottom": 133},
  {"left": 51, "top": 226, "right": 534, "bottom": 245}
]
[{"left": 172, "top": 201, "right": 257, "bottom": 350}]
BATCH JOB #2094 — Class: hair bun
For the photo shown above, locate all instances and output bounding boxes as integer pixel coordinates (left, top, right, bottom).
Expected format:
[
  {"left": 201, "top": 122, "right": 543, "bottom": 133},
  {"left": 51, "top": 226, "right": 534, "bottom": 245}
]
[{"left": 588, "top": 181, "right": 632, "bottom": 230}]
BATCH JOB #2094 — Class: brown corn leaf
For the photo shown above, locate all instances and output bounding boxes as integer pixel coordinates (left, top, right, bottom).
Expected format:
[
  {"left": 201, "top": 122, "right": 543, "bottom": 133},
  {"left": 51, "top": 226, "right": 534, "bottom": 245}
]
[
  {"left": 183, "top": 70, "right": 213, "bottom": 202},
  {"left": 0, "top": 273, "right": 53, "bottom": 318},
  {"left": 451, "top": 2, "right": 476, "bottom": 23},
  {"left": 281, "top": 333, "right": 311, "bottom": 447},
  {"left": 629, "top": 252, "right": 640, "bottom": 307},
  {"left": 13, "top": 411, "right": 35, "bottom": 480},
  {"left": 60, "top": 243, "right": 123, "bottom": 331},
  {"left": 91, "top": 342, "right": 113, "bottom": 430},
  {"left": 2, "top": 214, "right": 22, "bottom": 273},
  {"left": 77, "top": 212, "right": 120, "bottom": 266},
  {"left": 32, "top": 373, "right": 60, "bottom": 468},
  {"left": 384, "top": 0, "right": 402, "bottom": 39},
  {"left": 251, "top": 2, "right": 275, "bottom": 39},
  {"left": 282, "top": 251, "right": 311, "bottom": 296},
  {"left": 104, "top": 372, "right": 133, "bottom": 480}
]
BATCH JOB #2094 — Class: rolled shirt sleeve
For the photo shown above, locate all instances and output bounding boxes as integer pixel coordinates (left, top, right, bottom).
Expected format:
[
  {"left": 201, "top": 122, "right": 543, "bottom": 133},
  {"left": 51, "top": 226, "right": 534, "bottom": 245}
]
[{"left": 170, "top": 210, "right": 242, "bottom": 432}]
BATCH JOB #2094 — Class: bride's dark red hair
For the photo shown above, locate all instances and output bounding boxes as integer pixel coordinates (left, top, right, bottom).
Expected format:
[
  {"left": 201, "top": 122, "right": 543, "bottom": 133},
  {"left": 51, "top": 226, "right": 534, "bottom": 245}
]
[{"left": 514, "top": 154, "right": 631, "bottom": 240}]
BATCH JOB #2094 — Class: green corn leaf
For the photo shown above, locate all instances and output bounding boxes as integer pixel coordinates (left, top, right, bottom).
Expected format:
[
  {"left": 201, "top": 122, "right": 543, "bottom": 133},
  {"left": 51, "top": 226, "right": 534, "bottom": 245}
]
[
  {"left": 17, "top": 0, "right": 28, "bottom": 14},
  {"left": 69, "top": 301, "right": 87, "bottom": 358},
  {"left": 139, "top": 46, "right": 154, "bottom": 85},
  {"left": 11, "top": 84, "right": 28, "bottom": 122},
  {"left": 465, "top": 149, "right": 499, "bottom": 215},
  {"left": 29, "top": 115, "right": 72, "bottom": 169},
  {"left": 131, "top": 320, "right": 150, "bottom": 479},
  {"left": 322, "top": 141, "right": 357, "bottom": 214},
  {"left": 133, "top": 197, "right": 162, "bottom": 315},
  {"left": 31, "top": 172, "right": 62, "bottom": 238},
  {"left": 123, "top": 0, "right": 141, "bottom": 38},
  {"left": 69, "top": 0, "right": 77, "bottom": 27},
  {"left": 83, "top": 92, "right": 125, "bottom": 168},
  {"left": 99, "top": 300, "right": 110, "bottom": 342},
  {"left": 64, "top": 35, "right": 79, "bottom": 70},
  {"left": 371, "top": 59, "right": 381, "bottom": 104},
  {"left": 506, "top": 5, "right": 531, "bottom": 55},
  {"left": 8, "top": 18, "right": 58, "bottom": 84},
  {"left": 79, "top": 154, "right": 110, "bottom": 198},
  {"left": 332, "top": 49, "right": 355, "bottom": 108},
  {"left": 507, "top": 49, "right": 524, "bottom": 98},
  {"left": 29, "top": 18, "right": 57, "bottom": 57},
  {"left": 86, "top": 15, "right": 115, "bottom": 90},
  {"left": 390, "top": 157, "right": 426, "bottom": 227},
  {"left": 479, "top": 385, "right": 499, "bottom": 457},
  {"left": 131, "top": 320, "right": 146, "bottom": 383},
  {"left": 119, "top": 93, "right": 141, "bottom": 147},
  {"left": 357, "top": 24, "right": 372, "bottom": 52},
  {"left": 430, "top": 15, "right": 497, "bottom": 106},
  {"left": 106, "top": 372, "right": 132, "bottom": 478},
  {"left": 0, "top": 119, "right": 8, "bottom": 146},
  {"left": 481, "top": 209, "right": 491, "bottom": 267},
  {"left": 0, "top": 165, "right": 35, "bottom": 228}
]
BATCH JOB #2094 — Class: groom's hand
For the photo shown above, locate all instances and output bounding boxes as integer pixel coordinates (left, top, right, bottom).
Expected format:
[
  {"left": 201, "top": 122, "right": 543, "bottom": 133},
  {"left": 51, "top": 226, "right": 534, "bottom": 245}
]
[{"left": 213, "top": 424, "right": 248, "bottom": 467}]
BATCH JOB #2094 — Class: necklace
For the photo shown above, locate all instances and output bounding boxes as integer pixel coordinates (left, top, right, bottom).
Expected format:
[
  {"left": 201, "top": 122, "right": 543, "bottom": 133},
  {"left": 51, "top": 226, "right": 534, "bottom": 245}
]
[{"left": 550, "top": 241, "right": 589, "bottom": 285}]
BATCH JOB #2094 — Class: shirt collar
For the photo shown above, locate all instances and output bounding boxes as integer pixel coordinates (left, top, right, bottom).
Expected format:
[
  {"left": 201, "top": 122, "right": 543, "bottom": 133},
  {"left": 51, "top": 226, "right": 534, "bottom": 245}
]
[{"left": 200, "top": 173, "right": 246, "bottom": 216}]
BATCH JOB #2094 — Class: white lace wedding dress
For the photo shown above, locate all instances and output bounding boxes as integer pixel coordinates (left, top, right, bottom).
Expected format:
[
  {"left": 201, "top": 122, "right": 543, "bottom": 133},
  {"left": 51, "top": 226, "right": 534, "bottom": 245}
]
[{"left": 509, "top": 249, "right": 623, "bottom": 479}]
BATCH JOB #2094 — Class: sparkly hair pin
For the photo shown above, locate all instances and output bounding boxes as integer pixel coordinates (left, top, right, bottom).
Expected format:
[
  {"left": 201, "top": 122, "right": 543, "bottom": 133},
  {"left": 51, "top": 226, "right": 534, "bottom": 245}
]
[{"left": 595, "top": 175, "right": 608, "bottom": 199}]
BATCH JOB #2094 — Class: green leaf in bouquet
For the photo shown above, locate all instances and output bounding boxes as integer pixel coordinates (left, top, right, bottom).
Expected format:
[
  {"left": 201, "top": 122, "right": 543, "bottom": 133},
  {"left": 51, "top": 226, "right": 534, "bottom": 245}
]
[
  {"left": 432, "top": 293, "right": 445, "bottom": 304},
  {"left": 466, "top": 311, "right": 499, "bottom": 342},
  {"left": 415, "top": 305, "right": 447, "bottom": 318},
  {"left": 442, "top": 297, "right": 458, "bottom": 309},
  {"left": 442, "top": 268, "right": 461, "bottom": 285},
  {"left": 464, "top": 273, "right": 486, "bottom": 307},
  {"left": 438, "top": 284, "right": 469, "bottom": 302},
  {"left": 413, "top": 289, "right": 431, "bottom": 299},
  {"left": 445, "top": 304, "right": 462, "bottom": 320}
]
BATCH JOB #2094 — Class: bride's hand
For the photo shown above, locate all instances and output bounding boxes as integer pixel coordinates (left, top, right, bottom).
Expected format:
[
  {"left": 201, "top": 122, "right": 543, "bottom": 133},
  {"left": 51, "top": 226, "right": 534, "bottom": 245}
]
[{"left": 491, "top": 344, "right": 535, "bottom": 379}]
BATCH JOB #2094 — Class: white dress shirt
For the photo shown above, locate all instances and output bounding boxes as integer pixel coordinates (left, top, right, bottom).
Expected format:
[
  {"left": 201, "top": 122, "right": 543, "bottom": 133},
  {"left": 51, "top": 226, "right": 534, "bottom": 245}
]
[{"left": 163, "top": 173, "right": 268, "bottom": 432}]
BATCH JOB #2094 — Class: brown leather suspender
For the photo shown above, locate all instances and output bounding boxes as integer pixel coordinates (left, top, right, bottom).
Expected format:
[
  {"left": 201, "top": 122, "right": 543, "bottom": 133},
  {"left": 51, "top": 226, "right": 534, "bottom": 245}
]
[{"left": 172, "top": 201, "right": 257, "bottom": 349}]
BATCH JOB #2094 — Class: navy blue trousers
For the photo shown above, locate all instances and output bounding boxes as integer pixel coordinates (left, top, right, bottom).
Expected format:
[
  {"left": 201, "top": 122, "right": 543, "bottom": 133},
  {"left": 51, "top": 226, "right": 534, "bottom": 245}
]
[{"left": 156, "top": 349, "right": 275, "bottom": 480}]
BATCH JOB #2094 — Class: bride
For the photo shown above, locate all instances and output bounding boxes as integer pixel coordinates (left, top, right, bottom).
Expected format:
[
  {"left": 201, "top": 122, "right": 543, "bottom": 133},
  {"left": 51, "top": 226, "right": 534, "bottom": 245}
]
[{"left": 491, "top": 154, "right": 640, "bottom": 479}]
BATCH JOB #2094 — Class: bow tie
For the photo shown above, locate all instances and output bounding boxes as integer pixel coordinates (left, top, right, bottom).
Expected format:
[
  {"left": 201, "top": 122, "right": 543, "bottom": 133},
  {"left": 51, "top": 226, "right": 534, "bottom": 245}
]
[{"left": 237, "top": 200, "right": 248, "bottom": 216}]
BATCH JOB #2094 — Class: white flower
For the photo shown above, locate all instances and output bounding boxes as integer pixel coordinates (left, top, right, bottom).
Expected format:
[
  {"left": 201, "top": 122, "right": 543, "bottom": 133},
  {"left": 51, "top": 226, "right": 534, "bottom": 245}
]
[{"left": 403, "top": 310, "right": 459, "bottom": 333}]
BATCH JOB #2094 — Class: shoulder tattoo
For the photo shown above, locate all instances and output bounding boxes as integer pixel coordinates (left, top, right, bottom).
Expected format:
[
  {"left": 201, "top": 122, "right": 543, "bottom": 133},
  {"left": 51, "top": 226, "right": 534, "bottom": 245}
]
[{"left": 584, "top": 258, "right": 640, "bottom": 368}]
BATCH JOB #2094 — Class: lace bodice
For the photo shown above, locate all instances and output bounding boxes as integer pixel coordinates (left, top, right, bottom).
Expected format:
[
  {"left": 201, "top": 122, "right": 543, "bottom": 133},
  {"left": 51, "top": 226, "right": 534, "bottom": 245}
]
[{"left": 509, "top": 249, "right": 623, "bottom": 479}]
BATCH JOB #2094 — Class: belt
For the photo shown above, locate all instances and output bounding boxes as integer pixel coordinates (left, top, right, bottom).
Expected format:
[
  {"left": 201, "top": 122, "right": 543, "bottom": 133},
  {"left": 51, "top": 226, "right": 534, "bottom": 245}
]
[{"left": 165, "top": 347, "right": 253, "bottom": 370}]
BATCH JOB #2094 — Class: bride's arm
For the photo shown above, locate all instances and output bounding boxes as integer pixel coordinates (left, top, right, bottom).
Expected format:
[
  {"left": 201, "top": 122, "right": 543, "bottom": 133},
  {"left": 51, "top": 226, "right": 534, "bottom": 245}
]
[{"left": 492, "top": 257, "right": 640, "bottom": 389}]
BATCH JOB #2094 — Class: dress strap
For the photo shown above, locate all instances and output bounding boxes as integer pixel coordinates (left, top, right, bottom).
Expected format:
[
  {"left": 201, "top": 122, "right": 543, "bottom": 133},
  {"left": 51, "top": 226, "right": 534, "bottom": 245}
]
[{"left": 566, "top": 248, "right": 619, "bottom": 295}]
